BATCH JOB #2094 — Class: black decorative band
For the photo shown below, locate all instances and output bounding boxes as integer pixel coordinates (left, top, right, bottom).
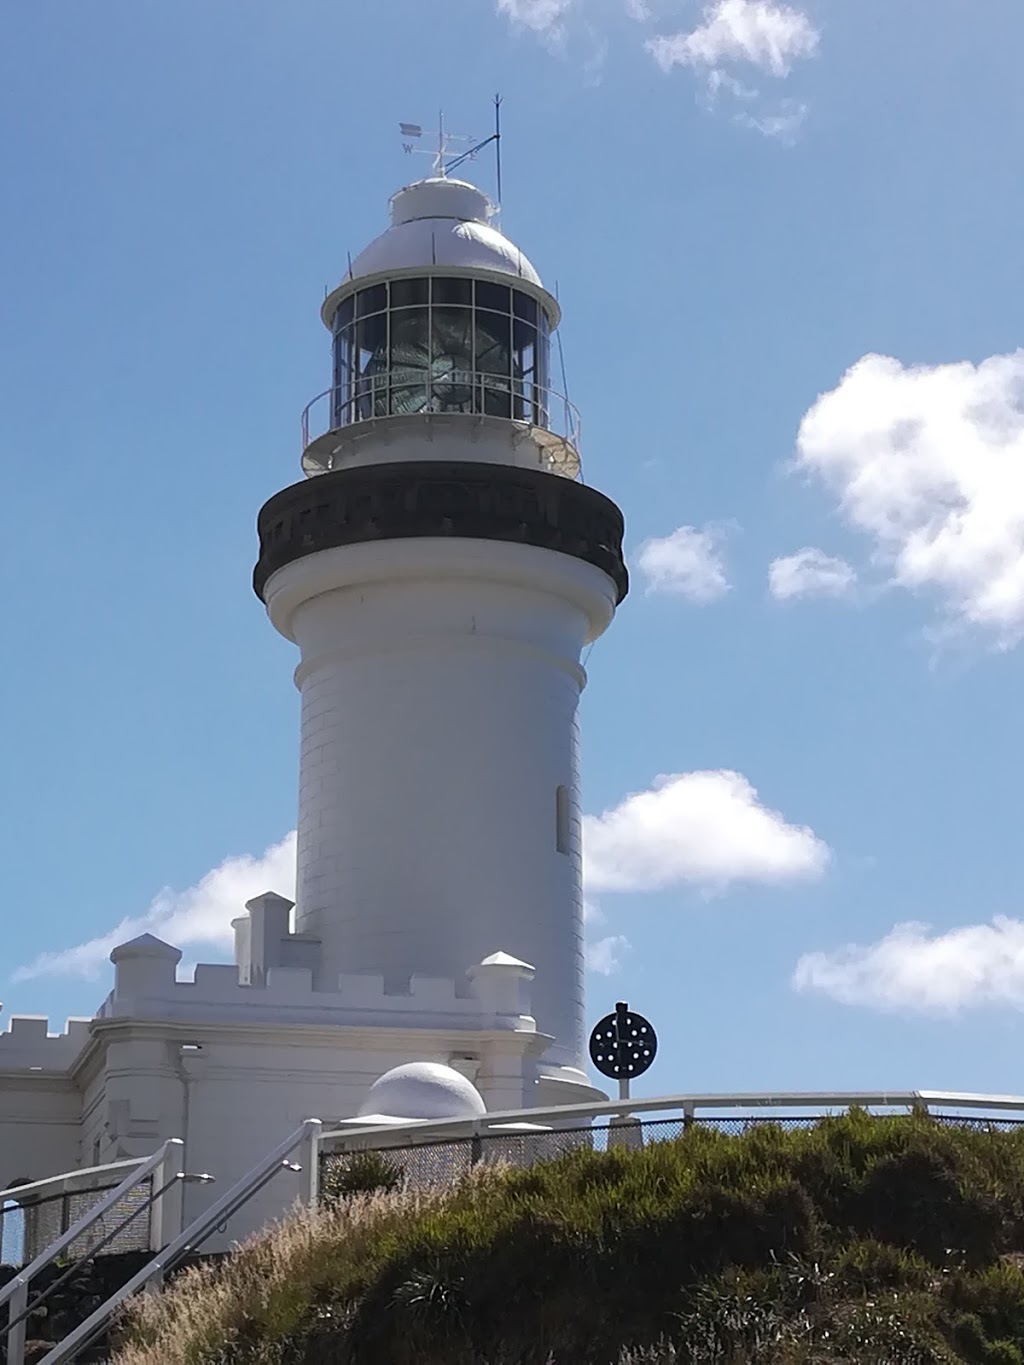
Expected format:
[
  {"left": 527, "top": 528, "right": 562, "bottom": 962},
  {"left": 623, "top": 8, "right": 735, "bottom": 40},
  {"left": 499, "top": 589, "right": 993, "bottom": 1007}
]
[{"left": 253, "top": 461, "right": 629, "bottom": 603}]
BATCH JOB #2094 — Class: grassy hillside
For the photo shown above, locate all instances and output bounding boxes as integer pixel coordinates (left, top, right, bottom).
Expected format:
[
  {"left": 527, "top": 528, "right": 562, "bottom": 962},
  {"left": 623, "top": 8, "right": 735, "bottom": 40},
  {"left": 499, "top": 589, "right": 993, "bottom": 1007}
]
[{"left": 113, "top": 1110, "right": 1024, "bottom": 1364}]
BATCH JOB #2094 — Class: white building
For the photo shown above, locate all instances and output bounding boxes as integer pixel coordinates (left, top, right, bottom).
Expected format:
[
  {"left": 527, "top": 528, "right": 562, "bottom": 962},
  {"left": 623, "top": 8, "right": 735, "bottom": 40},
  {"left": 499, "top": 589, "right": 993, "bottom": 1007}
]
[{"left": 0, "top": 171, "right": 628, "bottom": 1236}]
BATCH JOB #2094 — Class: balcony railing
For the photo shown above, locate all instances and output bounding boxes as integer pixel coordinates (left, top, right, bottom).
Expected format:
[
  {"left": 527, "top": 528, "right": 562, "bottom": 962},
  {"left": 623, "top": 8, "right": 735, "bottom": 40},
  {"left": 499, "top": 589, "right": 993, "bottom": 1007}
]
[{"left": 300, "top": 371, "right": 582, "bottom": 479}]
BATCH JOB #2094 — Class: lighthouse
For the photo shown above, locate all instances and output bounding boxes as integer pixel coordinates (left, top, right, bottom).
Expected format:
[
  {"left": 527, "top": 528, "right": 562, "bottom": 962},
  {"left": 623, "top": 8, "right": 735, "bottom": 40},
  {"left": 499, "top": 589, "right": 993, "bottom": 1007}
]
[
  {"left": 253, "top": 171, "right": 629, "bottom": 1104},
  {"left": 0, "top": 164, "right": 632, "bottom": 1249}
]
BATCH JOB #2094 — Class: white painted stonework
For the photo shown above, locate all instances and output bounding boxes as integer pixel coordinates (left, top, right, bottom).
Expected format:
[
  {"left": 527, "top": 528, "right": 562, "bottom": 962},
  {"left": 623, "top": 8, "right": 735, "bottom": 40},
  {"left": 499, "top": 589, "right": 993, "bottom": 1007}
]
[
  {"left": 0, "top": 918, "right": 567, "bottom": 1241},
  {"left": 268, "top": 536, "right": 615, "bottom": 1080},
  {"left": 0, "top": 172, "right": 618, "bottom": 1247}
]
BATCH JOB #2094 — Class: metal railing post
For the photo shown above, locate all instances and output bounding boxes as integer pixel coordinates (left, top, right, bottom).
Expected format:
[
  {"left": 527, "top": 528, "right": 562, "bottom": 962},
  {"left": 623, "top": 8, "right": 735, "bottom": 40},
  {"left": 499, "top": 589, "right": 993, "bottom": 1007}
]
[
  {"left": 297, "top": 1119, "right": 321, "bottom": 1207},
  {"left": 6, "top": 1280, "right": 28, "bottom": 1365},
  {"left": 149, "top": 1138, "right": 185, "bottom": 1250}
]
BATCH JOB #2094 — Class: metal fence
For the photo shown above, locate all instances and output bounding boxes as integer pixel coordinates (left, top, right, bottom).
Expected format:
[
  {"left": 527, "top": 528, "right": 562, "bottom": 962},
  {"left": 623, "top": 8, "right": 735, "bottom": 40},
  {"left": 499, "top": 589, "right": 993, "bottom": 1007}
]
[
  {"left": 316, "top": 1093, "right": 1024, "bottom": 1198},
  {"left": 0, "top": 1162, "right": 166, "bottom": 1270},
  {"left": 315, "top": 1116, "right": 861, "bottom": 1192},
  {"left": 2, "top": 1178, "right": 155, "bottom": 1267}
]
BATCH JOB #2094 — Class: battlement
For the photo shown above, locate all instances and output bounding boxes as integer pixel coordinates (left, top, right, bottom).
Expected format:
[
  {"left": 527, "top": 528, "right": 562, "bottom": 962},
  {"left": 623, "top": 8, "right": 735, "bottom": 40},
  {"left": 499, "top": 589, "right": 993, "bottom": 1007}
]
[
  {"left": 95, "top": 893, "right": 538, "bottom": 1036},
  {"left": 0, "top": 1015, "right": 93, "bottom": 1073},
  {"left": 0, "top": 894, "right": 540, "bottom": 1082}
]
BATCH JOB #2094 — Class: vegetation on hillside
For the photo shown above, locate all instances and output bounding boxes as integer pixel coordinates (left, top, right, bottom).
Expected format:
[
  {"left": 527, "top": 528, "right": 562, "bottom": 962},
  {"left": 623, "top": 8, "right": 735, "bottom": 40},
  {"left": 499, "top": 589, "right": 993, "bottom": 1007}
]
[{"left": 112, "top": 1110, "right": 1024, "bottom": 1364}]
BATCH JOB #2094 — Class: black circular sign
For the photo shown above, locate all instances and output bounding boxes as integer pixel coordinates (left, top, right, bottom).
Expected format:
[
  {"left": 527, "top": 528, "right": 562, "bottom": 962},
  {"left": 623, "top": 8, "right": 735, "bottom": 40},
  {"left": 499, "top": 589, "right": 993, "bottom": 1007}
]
[{"left": 589, "top": 1002, "right": 658, "bottom": 1081}]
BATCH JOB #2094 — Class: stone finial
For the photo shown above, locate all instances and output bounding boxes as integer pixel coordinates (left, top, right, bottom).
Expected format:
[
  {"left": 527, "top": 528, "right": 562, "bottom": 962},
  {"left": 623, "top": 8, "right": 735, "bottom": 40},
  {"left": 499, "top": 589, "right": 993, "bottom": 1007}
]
[
  {"left": 110, "top": 933, "right": 182, "bottom": 999},
  {"left": 242, "top": 891, "right": 295, "bottom": 985},
  {"left": 467, "top": 950, "right": 536, "bottom": 1026},
  {"left": 478, "top": 951, "right": 535, "bottom": 972},
  {"left": 110, "top": 933, "right": 182, "bottom": 963},
  {"left": 244, "top": 891, "right": 295, "bottom": 918}
]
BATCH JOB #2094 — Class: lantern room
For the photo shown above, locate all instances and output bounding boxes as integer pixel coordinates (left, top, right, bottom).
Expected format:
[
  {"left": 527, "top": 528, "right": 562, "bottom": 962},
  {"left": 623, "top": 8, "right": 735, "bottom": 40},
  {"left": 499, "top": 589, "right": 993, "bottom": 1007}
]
[{"left": 301, "top": 177, "right": 580, "bottom": 479}]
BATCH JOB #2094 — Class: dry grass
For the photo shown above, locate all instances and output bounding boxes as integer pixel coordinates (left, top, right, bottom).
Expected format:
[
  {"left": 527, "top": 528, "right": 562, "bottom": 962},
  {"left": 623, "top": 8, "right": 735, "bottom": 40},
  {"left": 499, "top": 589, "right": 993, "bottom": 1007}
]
[{"left": 111, "top": 1181, "right": 460, "bottom": 1365}]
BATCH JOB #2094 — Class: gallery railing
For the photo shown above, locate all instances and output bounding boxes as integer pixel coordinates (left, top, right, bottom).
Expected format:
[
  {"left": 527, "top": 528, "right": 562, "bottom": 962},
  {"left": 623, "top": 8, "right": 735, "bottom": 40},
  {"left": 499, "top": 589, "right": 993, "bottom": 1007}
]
[{"left": 300, "top": 372, "right": 582, "bottom": 478}]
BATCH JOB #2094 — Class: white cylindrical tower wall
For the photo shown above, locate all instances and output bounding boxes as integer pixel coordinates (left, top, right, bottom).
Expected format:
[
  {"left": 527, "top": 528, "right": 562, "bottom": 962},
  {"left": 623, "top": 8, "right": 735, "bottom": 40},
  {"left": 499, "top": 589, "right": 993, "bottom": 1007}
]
[{"left": 264, "top": 538, "right": 617, "bottom": 1069}]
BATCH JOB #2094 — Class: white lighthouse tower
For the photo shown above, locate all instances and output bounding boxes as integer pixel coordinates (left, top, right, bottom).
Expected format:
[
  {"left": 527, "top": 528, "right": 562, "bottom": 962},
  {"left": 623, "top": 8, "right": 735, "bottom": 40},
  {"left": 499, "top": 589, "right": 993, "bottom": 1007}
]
[
  {"left": 254, "top": 171, "right": 629, "bottom": 1106},
  {"left": 0, "top": 164, "right": 631, "bottom": 1250}
]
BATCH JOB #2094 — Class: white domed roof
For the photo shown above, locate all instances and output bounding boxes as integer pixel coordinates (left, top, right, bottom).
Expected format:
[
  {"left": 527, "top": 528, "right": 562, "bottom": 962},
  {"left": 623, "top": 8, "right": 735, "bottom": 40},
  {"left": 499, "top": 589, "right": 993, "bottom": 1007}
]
[
  {"left": 354, "top": 1062, "right": 487, "bottom": 1124},
  {"left": 348, "top": 177, "right": 543, "bottom": 287}
]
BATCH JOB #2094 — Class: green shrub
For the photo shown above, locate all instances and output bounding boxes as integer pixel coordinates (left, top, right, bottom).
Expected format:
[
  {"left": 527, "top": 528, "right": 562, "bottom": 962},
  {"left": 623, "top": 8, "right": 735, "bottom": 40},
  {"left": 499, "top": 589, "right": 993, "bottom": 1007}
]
[
  {"left": 945, "top": 1261, "right": 1024, "bottom": 1348},
  {"left": 833, "top": 1238, "right": 932, "bottom": 1293},
  {"left": 113, "top": 1115, "right": 1024, "bottom": 1365},
  {"left": 319, "top": 1151, "right": 406, "bottom": 1203},
  {"left": 853, "top": 1147, "right": 1007, "bottom": 1266},
  {"left": 985, "top": 1345, "right": 1024, "bottom": 1365}
]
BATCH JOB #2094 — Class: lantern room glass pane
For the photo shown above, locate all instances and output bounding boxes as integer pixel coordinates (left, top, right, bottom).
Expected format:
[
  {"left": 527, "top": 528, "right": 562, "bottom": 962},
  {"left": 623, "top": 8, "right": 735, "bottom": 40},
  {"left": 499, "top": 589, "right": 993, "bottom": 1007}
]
[
  {"left": 390, "top": 278, "right": 428, "bottom": 308},
  {"left": 332, "top": 295, "right": 354, "bottom": 333},
  {"left": 332, "top": 323, "right": 354, "bottom": 426},
  {"left": 387, "top": 307, "right": 429, "bottom": 413},
  {"left": 389, "top": 307, "right": 430, "bottom": 363},
  {"left": 512, "top": 292, "right": 537, "bottom": 323},
  {"left": 432, "top": 277, "right": 472, "bottom": 305},
  {"left": 476, "top": 281, "right": 510, "bottom": 313},
  {"left": 475, "top": 311, "right": 511, "bottom": 375},
  {"left": 513, "top": 326, "right": 537, "bottom": 424},
  {"left": 354, "top": 313, "right": 388, "bottom": 418},
  {"left": 356, "top": 284, "right": 387, "bottom": 316},
  {"left": 431, "top": 307, "right": 474, "bottom": 364},
  {"left": 430, "top": 307, "right": 474, "bottom": 412}
]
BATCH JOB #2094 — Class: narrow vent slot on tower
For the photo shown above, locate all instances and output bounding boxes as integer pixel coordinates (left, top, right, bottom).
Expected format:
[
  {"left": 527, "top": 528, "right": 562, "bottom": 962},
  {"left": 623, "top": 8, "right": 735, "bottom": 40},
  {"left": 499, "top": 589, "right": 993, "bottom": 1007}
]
[{"left": 555, "top": 784, "right": 571, "bottom": 855}]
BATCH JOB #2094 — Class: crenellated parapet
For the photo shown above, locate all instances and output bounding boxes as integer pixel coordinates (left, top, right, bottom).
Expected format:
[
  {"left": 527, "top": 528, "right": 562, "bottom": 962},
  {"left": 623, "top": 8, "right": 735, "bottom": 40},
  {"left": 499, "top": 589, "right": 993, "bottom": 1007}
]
[
  {"left": 0, "top": 1015, "right": 93, "bottom": 1073},
  {"left": 96, "top": 896, "right": 541, "bottom": 1038}
]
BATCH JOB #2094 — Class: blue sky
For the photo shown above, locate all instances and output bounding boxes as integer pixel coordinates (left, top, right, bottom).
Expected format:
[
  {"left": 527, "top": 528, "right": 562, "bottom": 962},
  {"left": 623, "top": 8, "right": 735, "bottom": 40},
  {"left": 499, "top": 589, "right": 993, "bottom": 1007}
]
[{"left": 3, "top": 0, "right": 1024, "bottom": 1103}]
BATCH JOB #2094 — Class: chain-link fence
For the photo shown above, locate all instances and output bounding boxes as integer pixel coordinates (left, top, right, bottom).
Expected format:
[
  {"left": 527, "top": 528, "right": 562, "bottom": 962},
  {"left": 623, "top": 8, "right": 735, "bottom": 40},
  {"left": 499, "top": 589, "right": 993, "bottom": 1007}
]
[
  {"left": 0, "top": 1175, "right": 154, "bottom": 1267},
  {"left": 319, "top": 1111, "right": 1024, "bottom": 1195}
]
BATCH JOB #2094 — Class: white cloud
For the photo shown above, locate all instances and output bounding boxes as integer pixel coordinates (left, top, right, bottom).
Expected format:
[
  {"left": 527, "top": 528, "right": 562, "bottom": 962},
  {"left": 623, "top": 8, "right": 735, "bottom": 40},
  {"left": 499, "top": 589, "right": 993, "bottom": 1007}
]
[
  {"left": 794, "top": 916, "right": 1024, "bottom": 1014},
  {"left": 647, "top": 1, "right": 818, "bottom": 139},
  {"left": 583, "top": 898, "right": 604, "bottom": 925},
  {"left": 647, "top": 0, "right": 818, "bottom": 76},
  {"left": 769, "top": 547, "right": 857, "bottom": 601},
  {"left": 497, "top": 0, "right": 573, "bottom": 35},
  {"left": 16, "top": 769, "right": 828, "bottom": 983},
  {"left": 795, "top": 350, "right": 1024, "bottom": 646},
  {"left": 585, "top": 770, "right": 829, "bottom": 894},
  {"left": 735, "top": 101, "right": 808, "bottom": 141},
  {"left": 586, "top": 935, "right": 632, "bottom": 975},
  {"left": 636, "top": 524, "right": 731, "bottom": 602},
  {"left": 12, "top": 834, "right": 297, "bottom": 983}
]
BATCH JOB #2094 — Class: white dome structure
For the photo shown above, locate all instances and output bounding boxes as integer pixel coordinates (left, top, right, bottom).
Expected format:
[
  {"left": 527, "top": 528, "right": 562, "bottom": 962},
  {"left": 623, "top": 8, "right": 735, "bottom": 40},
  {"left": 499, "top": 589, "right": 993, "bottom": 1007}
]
[
  {"left": 352, "top": 1062, "right": 488, "bottom": 1125},
  {"left": 342, "top": 177, "right": 545, "bottom": 293}
]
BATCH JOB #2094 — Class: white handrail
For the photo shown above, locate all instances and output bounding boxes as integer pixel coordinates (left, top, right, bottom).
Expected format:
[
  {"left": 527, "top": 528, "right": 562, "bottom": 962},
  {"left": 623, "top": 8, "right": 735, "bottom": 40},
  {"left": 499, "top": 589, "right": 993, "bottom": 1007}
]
[
  {"left": 38, "top": 1119, "right": 321, "bottom": 1365},
  {"left": 0, "top": 1156, "right": 151, "bottom": 1208},
  {"left": 2, "top": 1139, "right": 183, "bottom": 1365}
]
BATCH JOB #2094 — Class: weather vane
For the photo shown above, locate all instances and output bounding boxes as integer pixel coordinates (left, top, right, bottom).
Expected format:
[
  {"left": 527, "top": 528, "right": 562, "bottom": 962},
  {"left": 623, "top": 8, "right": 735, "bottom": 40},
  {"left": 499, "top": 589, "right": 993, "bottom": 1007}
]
[{"left": 398, "top": 98, "right": 503, "bottom": 210}]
